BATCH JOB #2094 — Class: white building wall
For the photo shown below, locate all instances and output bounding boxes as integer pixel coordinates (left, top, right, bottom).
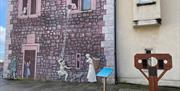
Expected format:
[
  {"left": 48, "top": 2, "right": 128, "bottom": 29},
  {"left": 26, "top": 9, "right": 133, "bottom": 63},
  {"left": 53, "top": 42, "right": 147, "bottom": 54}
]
[{"left": 117, "top": 0, "right": 180, "bottom": 87}]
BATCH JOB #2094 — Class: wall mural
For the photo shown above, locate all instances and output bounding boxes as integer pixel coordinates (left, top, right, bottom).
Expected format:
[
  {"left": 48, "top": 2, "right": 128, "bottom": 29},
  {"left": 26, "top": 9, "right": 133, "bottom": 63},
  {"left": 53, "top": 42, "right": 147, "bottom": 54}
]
[
  {"left": 5, "top": 0, "right": 115, "bottom": 82},
  {"left": 86, "top": 54, "right": 97, "bottom": 82},
  {"left": 57, "top": 58, "right": 71, "bottom": 81},
  {"left": 56, "top": 1, "right": 98, "bottom": 82},
  {"left": 7, "top": 57, "right": 17, "bottom": 79},
  {"left": 24, "top": 60, "right": 31, "bottom": 79}
]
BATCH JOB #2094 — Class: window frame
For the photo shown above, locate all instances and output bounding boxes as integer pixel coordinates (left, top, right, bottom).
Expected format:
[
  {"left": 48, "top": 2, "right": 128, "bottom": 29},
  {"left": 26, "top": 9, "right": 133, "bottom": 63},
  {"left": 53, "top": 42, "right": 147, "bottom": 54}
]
[
  {"left": 67, "top": 0, "right": 96, "bottom": 14},
  {"left": 137, "top": 0, "right": 156, "bottom": 7},
  {"left": 18, "top": 0, "right": 41, "bottom": 18}
]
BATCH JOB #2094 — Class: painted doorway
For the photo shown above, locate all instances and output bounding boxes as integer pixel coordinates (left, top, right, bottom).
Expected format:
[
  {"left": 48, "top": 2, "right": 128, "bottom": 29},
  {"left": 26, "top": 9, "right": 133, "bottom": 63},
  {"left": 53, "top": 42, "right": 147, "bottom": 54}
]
[{"left": 24, "top": 50, "right": 36, "bottom": 79}]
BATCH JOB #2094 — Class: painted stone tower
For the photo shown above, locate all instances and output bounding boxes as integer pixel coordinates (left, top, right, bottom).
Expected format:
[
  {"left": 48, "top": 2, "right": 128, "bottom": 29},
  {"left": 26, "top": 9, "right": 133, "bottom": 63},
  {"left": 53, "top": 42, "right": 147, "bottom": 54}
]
[{"left": 4, "top": 0, "right": 115, "bottom": 83}]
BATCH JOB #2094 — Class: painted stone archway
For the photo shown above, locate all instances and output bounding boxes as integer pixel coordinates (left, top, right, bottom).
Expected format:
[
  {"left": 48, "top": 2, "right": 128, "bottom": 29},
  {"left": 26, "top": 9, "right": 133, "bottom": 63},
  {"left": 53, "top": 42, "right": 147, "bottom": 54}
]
[{"left": 21, "top": 34, "right": 39, "bottom": 79}]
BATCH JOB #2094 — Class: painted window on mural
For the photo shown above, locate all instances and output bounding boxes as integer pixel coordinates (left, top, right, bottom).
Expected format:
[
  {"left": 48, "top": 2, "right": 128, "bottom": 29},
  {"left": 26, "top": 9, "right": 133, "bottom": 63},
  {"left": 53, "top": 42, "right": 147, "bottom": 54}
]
[
  {"left": 69, "top": 0, "right": 96, "bottom": 12},
  {"left": 76, "top": 53, "right": 81, "bottom": 69},
  {"left": 82, "top": 0, "right": 91, "bottom": 10},
  {"left": 22, "top": 0, "right": 28, "bottom": 15},
  {"left": 19, "top": 0, "right": 41, "bottom": 17},
  {"left": 72, "top": 0, "right": 79, "bottom": 10},
  {"left": 139, "top": 0, "right": 153, "bottom": 4},
  {"left": 31, "top": 0, "right": 37, "bottom": 14}
]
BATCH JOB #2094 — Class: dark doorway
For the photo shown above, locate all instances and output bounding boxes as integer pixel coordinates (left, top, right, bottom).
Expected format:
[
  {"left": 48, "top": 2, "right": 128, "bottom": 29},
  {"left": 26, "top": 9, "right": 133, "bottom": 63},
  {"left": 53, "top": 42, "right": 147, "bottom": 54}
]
[{"left": 24, "top": 50, "right": 36, "bottom": 79}]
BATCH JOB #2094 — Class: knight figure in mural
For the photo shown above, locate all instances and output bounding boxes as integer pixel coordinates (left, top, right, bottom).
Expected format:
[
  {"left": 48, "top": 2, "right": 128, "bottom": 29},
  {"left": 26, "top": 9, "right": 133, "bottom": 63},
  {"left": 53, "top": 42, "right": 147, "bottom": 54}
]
[
  {"left": 57, "top": 58, "right": 71, "bottom": 81},
  {"left": 86, "top": 54, "right": 97, "bottom": 82},
  {"left": 8, "top": 57, "right": 17, "bottom": 79}
]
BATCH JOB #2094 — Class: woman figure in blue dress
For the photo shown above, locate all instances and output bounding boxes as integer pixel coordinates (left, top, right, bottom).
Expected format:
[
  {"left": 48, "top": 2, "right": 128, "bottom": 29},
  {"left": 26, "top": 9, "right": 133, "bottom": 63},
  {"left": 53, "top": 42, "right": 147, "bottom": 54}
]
[{"left": 24, "top": 60, "right": 31, "bottom": 79}]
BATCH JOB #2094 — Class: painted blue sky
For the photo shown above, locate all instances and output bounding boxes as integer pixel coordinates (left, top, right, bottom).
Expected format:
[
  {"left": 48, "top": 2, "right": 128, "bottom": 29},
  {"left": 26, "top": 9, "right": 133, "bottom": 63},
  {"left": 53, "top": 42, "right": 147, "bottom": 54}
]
[
  {"left": 0, "top": 0, "right": 8, "bottom": 60},
  {"left": 0, "top": 0, "right": 8, "bottom": 27}
]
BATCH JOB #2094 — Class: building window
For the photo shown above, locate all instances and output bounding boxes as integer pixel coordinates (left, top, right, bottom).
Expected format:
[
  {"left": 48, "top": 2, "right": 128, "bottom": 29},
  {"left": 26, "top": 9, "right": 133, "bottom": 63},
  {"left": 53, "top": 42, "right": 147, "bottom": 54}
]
[
  {"left": 18, "top": 0, "right": 41, "bottom": 18},
  {"left": 68, "top": 0, "right": 96, "bottom": 13}
]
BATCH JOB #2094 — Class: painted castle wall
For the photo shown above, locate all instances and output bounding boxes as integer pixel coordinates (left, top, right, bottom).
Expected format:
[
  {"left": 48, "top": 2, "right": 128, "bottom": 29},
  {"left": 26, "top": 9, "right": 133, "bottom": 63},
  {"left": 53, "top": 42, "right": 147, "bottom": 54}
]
[
  {"left": 117, "top": 0, "right": 180, "bottom": 87},
  {"left": 4, "top": 0, "right": 115, "bottom": 83}
]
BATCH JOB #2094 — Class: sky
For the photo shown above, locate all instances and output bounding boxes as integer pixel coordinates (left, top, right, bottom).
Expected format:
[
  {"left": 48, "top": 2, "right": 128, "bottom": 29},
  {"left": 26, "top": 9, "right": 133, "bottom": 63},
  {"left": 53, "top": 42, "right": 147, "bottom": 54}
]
[{"left": 0, "top": 0, "right": 8, "bottom": 61}]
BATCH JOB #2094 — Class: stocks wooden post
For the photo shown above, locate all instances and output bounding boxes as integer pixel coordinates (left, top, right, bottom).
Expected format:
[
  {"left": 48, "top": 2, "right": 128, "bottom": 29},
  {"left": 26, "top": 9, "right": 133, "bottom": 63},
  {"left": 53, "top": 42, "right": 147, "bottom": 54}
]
[{"left": 134, "top": 54, "right": 172, "bottom": 91}]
